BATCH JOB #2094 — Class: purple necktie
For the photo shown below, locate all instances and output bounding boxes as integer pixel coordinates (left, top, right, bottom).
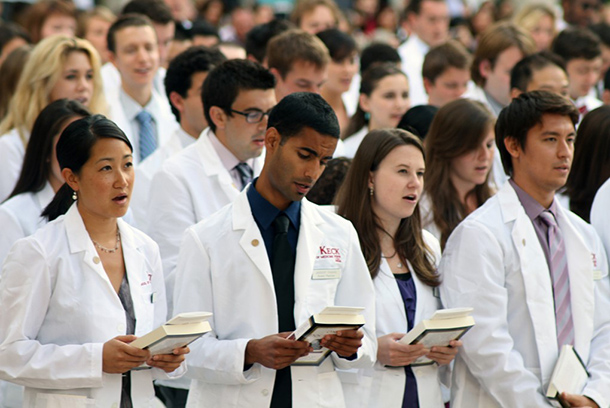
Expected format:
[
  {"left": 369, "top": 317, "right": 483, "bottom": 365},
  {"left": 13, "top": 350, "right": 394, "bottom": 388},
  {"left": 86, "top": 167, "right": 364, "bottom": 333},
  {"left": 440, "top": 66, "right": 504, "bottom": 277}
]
[{"left": 539, "top": 210, "right": 575, "bottom": 347}]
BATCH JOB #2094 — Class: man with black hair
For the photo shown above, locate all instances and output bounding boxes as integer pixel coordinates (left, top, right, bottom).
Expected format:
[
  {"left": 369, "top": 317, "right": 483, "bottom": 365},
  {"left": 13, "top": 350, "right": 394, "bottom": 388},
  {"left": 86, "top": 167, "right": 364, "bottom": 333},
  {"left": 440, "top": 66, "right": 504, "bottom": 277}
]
[
  {"left": 440, "top": 91, "right": 610, "bottom": 408},
  {"left": 173, "top": 92, "right": 375, "bottom": 408},
  {"left": 147, "top": 59, "right": 275, "bottom": 326},
  {"left": 245, "top": 18, "right": 294, "bottom": 65},
  {"left": 552, "top": 27, "right": 603, "bottom": 115},
  {"left": 130, "top": 46, "right": 226, "bottom": 229},
  {"left": 510, "top": 51, "right": 569, "bottom": 98},
  {"left": 589, "top": 23, "right": 610, "bottom": 97}
]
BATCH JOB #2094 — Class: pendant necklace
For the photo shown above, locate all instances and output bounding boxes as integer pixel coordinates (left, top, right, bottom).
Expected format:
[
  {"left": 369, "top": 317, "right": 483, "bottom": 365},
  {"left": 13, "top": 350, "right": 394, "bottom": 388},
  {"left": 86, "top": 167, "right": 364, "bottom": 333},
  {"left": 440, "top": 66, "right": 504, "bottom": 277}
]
[{"left": 92, "top": 229, "right": 121, "bottom": 253}]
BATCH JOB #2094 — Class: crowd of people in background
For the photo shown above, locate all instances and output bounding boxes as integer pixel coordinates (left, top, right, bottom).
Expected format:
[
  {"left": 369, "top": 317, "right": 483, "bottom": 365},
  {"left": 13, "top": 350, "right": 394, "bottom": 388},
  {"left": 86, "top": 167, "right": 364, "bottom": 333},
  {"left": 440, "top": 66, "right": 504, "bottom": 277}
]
[{"left": 1, "top": 0, "right": 610, "bottom": 406}]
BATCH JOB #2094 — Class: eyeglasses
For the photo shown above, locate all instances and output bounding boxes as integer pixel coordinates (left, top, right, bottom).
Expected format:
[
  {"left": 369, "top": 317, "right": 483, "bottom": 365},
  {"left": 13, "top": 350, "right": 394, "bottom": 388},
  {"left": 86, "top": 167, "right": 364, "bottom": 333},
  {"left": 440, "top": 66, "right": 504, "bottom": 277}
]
[{"left": 230, "top": 109, "right": 272, "bottom": 124}]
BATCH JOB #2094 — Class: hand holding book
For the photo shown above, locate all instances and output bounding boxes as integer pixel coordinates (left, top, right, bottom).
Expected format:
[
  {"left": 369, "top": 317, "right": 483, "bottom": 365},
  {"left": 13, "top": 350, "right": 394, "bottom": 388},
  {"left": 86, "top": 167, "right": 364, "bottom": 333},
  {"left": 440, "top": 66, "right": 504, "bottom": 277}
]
[{"left": 319, "top": 328, "right": 364, "bottom": 358}]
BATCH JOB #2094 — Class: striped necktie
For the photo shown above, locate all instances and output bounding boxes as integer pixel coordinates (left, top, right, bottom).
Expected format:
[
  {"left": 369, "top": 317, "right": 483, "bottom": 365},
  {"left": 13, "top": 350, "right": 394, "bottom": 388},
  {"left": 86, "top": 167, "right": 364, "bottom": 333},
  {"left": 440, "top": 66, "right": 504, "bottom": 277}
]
[
  {"left": 234, "top": 162, "right": 253, "bottom": 191},
  {"left": 539, "top": 210, "right": 575, "bottom": 347},
  {"left": 136, "top": 110, "right": 157, "bottom": 161}
]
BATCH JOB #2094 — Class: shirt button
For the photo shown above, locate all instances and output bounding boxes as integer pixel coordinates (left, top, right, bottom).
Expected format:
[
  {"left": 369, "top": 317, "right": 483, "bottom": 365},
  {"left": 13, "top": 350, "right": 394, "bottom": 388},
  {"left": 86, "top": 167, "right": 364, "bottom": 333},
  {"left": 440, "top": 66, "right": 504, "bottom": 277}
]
[
  {"left": 252, "top": 239, "right": 259, "bottom": 247},
  {"left": 93, "top": 256, "right": 100, "bottom": 264},
  {"left": 262, "top": 389, "right": 269, "bottom": 396},
  {"left": 117, "top": 324, "right": 126, "bottom": 333}
]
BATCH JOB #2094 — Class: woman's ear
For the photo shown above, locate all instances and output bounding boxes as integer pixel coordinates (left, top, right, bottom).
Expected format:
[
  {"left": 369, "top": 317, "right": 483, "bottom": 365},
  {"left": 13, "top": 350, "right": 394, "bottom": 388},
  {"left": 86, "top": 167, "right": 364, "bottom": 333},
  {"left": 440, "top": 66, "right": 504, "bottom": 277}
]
[
  {"left": 62, "top": 168, "right": 79, "bottom": 192},
  {"left": 359, "top": 93, "right": 371, "bottom": 113}
]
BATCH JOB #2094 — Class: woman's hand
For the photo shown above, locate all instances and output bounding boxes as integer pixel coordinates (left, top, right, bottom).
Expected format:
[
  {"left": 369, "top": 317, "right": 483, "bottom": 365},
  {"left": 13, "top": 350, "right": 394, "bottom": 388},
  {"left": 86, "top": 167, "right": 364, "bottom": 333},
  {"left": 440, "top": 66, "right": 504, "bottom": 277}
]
[
  {"left": 426, "top": 340, "right": 462, "bottom": 366},
  {"left": 147, "top": 346, "right": 190, "bottom": 373},
  {"left": 377, "top": 333, "right": 428, "bottom": 367},
  {"left": 102, "top": 335, "right": 150, "bottom": 374}
]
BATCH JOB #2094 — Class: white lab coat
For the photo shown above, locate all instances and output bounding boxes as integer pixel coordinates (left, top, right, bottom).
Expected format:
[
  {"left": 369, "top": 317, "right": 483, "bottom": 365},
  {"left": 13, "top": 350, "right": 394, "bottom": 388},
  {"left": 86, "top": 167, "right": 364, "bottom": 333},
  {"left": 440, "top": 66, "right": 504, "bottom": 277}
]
[
  {"left": 0, "top": 128, "right": 28, "bottom": 202},
  {"left": 439, "top": 181, "right": 610, "bottom": 408},
  {"left": 341, "top": 230, "right": 448, "bottom": 408},
  {"left": 130, "top": 127, "right": 195, "bottom": 230},
  {"left": 147, "top": 128, "right": 263, "bottom": 316},
  {"left": 341, "top": 126, "right": 368, "bottom": 159},
  {"left": 0, "top": 204, "right": 184, "bottom": 408},
  {"left": 172, "top": 192, "right": 377, "bottom": 408},
  {"left": 591, "top": 177, "right": 610, "bottom": 262},
  {"left": 398, "top": 34, "right": 429, "bottom": 108}
]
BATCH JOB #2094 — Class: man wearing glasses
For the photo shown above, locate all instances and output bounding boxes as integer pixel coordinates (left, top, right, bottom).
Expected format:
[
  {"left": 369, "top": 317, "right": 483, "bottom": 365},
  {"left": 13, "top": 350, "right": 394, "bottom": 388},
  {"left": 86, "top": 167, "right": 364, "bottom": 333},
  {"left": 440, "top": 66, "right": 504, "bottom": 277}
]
[{"left": 147, "top": 59, "right": 276, "bottom": 344}]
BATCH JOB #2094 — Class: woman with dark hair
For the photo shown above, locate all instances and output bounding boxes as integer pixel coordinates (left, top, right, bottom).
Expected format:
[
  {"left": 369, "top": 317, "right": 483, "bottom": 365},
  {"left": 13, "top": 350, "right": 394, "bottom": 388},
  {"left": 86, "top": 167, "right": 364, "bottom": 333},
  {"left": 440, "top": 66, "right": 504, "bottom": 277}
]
[
  {"left": 0, "top": 115, "right": 187, "bottom": 407},
  {"left": 342, "top": 63, "right": 410, "bottom": 158},
  {"left": 421, "top": 98, "right": 495, "bottom": 249},
  {"left": 317, "top": 28, "right": 358, "bottom": 132},
  {"left": 564, "top": 106, "right": 610, "bottom": 222},
  {"left": 336, "top": 129, "right": 459, "bottom": 408},
  {"left": 0, "top": 99, "right": 90, "bottom": 267}
]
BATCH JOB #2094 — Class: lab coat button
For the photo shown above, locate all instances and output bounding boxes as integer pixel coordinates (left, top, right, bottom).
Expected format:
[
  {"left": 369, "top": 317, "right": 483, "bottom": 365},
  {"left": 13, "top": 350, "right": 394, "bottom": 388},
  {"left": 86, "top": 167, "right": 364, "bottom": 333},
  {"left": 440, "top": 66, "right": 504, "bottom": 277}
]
[
  {"left": 111, "top": 403, "right": 118, "bottom": 408},
  {"left": 252, "top": 239, "right": 259, "bottom": 247},
  {"left": 522, "top": 239, "right": 526, "bottom": 246},
  {"left": 262, "top": 389, "right": 269, "bottom": 396},
  {"left": 93, "top": 256, "right": 100, "bottom": 264},
  {"left": 117, "top": 324, "right": 125, "bottom": 333}
]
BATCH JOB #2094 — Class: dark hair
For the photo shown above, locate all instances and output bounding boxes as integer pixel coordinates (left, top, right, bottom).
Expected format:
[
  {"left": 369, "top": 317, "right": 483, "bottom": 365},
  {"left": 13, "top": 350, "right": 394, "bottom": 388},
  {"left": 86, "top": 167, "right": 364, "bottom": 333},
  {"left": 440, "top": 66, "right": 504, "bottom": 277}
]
[
  {"left": 359, "top": 42, "right": 401, "bottom": 75},
  {"left": 245, "top": 19, "right": 294, "bottom": 63},
  {"left": 552, "top": 27, "right": 601, "bottom": 63},
  {"left": 9, "top": 99, "right": 91, "bottom": 200},
  {"left": 267, "top": 92, "right": 340, "bottom": 142},
  {"left": 495, "top": 90, "right": 579, "bottom": 176},
  {"left": 165, "top": 46, "right": 226, "bottom": 121},
  {"left": 590, "top": 23, "right": 610, "bottom": 47},
  {"left": 605, "top": 67, "right": 610, "bottom": 90},
  {"left": 0, "top": 22, "right": 30, "bottom": 53},
  {"left": 316, "top": 28, "right": 357, "bottom": 62},
  {"left": 202, "top": 59, "right": 276, "bottom": 132},
  {"left": 564, "top": 106, "right": 610, "bottom": 222},
  {"left": 0, "top": 45, "right": 32, "bottom": 119},
  {"left": 191, "top": 19, "right": 220, "bottom": 39},
  {"left": 397, "top": 104, "right": 439, "bottom": 140},
  {"left": 424, "top": 99, "right": 494, "bottom": 249},
  {"left": 405, "top": 0, "right": 444, "bottom": 15},
  {"left": 107, "top": 13, "right": 154, "bottom": 54},
  {"left": 344, "top": 63, "right": 407, "bottom": 139},
  {"left": 42, "top": 115, "right": 133, "bottom": 221},
  {"left": 306, "top": 157, "right": 351, "bottom": 205},
  {"left": 422, "top": 40, "right": 470, "bottom": 83},
  {"left": 121, "top": 0, "right": 173, "bottom": 24},
  {"left": 510, "top": 51, "right": 567, "bottom": 92},
  {"left": 266, "top": 29, "right": 330, "bottom": 78},
  {"left": 336, "top": 128, "right": 439, "bottom": 286}
]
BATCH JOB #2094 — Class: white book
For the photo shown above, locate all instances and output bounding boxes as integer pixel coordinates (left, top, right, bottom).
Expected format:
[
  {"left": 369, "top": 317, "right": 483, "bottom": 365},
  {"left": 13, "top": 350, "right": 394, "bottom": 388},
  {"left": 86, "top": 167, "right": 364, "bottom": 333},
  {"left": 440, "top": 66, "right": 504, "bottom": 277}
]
[
  {"left": 130, "top": 311, "right": 213, "bottom": 356},
  {"left": 546, "top": 345, "right": 590, "bottom": 408},
  {"left": 289, "top": 306, "right": 366, "bottom": 366},
  {"left": 398, "top": 307, "right": 475, "bottom": 366}
]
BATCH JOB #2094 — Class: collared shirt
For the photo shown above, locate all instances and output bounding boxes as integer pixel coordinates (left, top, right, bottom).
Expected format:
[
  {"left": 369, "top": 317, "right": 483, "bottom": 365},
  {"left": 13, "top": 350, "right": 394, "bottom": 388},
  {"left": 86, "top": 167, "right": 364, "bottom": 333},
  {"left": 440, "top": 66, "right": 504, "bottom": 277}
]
[
  {"left": 484, "top": 90, "right": 505, "bottom": 117},
  {"left": 509, "top": 179, "right": 559, "bottom": 268},
  {"left": 208, "top": 130, "right": 255, "bottom": 190},
  {"left": 119, "top": 88, "right": 161, "bottom": 161},
  {"left": 246, "top": 178, "right": 301, "bottom": 262}
]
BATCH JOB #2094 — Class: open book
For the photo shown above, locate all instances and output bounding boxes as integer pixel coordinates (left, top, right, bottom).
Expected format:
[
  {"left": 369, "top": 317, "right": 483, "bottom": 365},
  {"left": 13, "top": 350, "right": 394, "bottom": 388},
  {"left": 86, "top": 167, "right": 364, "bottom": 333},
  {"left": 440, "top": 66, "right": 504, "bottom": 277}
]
[
  {"left": 546, "top": 345, "right": 590, "bottom": 408},
  {"left": 130, "top": 311, "right": 213, "bottom": 356},
  {"left": 398, "top": 307, "right": 475, "bottom": 366},
  {"left": 289, "top": 306, "right": 365, "bottom": 366}
]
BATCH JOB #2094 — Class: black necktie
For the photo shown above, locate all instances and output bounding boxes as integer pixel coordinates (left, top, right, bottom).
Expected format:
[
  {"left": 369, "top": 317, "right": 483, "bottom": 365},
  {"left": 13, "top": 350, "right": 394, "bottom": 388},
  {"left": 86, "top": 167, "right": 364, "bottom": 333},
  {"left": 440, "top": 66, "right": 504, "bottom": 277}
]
[
  {"left": 234, "top": 162, "right": 253, "bottom": 191},
  {"left": 270, "top": 213, "right": 295, "bottom": 408}
]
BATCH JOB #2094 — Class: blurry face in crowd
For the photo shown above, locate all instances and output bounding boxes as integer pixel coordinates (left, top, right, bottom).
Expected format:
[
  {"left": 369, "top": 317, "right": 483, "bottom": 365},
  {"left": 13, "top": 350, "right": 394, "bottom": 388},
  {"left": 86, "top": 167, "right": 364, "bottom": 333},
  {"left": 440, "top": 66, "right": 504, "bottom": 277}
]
[
  {"left": 40, "top": 13, "right": 77, "bottom": 41},
  {"left": 0, "top": 36, "right": 27, "bottom": 66},
  {"left": 528, "top": 14, "right": 554, "bottom": 51},
  {"left": 369, "top": 144, "right": 425, "bottom": 226},
  {"left": 482, "top": 46, "right": 523, "bottom": 107},
  {"left": 172, "top": 71, "right": 208, "bottom": 138},
  {"left": 49, "top": 115, "right": 84, "bottom": 192},
  {"left": 562, "top": 0, "right": 601, "bottom": 27},
  {"left": 449, "top": 129, "right": 494, "bottom": 197},
  {"left": 50, "top": 51, "right": 94, "bottom": 107},
  {"left": 425, "top": 66, "right": 470, "bottom": 107},
  {"left": 566, "top": 57, "right": 603, "bottom": 99},
  {"left": 300, "top": 5, "right": 337, "bottom": 34},
  {"left": 518, "top": 65, "right": 569, "bottom": 98},
  {"left": 409, "top": 0, "right": 449, "bottom": 47},
  {"left": 153, "top": 22, "right": 175, "bottom": 68},
  {"left": 85, "top": 16, "right": 113, "bottom": 64},
  {"left": 110, "top": 25, "right": 159, "bottom": 93},
  {"left": 361, "top": 73, "right": 410, "bottom": 130},
  {"left": 324, "top": 52, "right": 358, "bottom": 94},
  {"left": 273, "top": 60, "right": 328, "bottom": 101}
]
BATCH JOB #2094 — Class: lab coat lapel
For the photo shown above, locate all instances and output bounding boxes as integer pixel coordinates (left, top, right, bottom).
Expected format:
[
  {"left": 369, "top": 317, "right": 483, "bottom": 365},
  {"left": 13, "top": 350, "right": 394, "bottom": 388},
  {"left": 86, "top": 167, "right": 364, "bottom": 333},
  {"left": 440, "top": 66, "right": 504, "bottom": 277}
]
[
  {"left": 293, "top": 200, "right": 325, "bottom": 320},
  {"left": 499, "top": 183, "right": 558, "bottom": 382},
  {"left": 232, "top": 190, "right": 274, "bottom": 290},
  {"left": 557, "top": 206, "right": 594, "bottom": 360},
  {"left": 377, "top": 259, "right": 408, "bottom": 332}
]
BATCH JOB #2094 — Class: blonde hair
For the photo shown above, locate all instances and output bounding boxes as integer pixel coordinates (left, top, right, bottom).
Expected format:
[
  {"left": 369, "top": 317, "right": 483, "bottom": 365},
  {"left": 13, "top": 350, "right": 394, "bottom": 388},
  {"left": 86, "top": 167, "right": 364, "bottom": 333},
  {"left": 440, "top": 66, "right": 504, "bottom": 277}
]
[
  {"left": 76, "top": 6, "right": 117, "bottom": 38},
  {"left": 0, "top": 35, "right": 106, "bottom": 146},
  {"left": 514, "top": 4, "right": 556, "bottom": 34},
  {"left": 290, "top": 0, "right": 341, "bottom": 28}
]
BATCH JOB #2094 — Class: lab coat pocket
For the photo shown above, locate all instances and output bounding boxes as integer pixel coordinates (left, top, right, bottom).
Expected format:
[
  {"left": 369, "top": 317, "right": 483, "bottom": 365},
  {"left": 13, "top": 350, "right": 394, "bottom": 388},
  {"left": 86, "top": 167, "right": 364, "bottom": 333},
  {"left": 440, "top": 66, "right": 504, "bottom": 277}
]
[
  {"left": 307, "top": 279, "right": 339, "bottom": 311},
  {"left": 35, "top": 393, "right": 95, "bottom": 408}
]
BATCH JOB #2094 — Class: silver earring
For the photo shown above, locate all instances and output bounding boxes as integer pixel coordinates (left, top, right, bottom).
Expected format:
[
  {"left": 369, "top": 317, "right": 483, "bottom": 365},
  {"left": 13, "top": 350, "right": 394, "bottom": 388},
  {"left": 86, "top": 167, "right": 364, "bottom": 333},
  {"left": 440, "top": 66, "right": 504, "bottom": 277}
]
[
  {"left": 369, "top": 187, "right": 374, "bottom": 196},
  {"left": 72, "top": 191, "right": 77, "bottom": 201}
]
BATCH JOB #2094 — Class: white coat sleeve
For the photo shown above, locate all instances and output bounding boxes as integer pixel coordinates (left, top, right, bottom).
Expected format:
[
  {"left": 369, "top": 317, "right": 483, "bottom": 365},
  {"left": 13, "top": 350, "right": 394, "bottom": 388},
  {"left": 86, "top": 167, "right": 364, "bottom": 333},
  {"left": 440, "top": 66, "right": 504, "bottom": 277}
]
[
  {"left": 0, "top": 208, "right": 24, "bottom": 271},
  {"left": 0, "top": 239, "right": 104, "bottom": 389},
  {"left": 580, "top": 233, "right": 610, "bottom": 408},
  {"left": 172, "top": 227, "right": 261, "bottom": 385},
  {"left": 0, "top": 140, "right": 21, "bottom": 202},
  {"left": 439, "top": 220, "right": 552, "bottom": 407},
  {"left": 331, "top": 224, "right": 377, "bottom": 370},
  {"left": 591, "top": 181, "right": 610, "bottom": 261}
]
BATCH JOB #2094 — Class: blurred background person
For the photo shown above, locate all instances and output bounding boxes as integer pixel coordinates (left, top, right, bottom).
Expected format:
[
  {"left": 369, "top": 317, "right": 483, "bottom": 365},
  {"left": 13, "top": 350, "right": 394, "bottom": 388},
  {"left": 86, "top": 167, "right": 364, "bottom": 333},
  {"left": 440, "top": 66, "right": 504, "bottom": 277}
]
[
  {"left": 0, "top": 22, "right": 30, "bottom": 67},
  {"left": 22, "top": 0, "right": 77, "bottom": 44},
  {"left": 306, "top": 156, "right": 351, "bottom": 205},
  {"left": 510, "top": 51, "right": 569, "bottom": 98},
  {"left": 513, "top": 4, "right": 556, "bottom": 52},
  {"left": 291, "top": 0, "right": 341, "bottom": 34},
  {"left": 0, "top": 45, "right": 32, "bottom": 120},
  {"left": 76, "top": 6, "right": 117, "bottom": 65}
]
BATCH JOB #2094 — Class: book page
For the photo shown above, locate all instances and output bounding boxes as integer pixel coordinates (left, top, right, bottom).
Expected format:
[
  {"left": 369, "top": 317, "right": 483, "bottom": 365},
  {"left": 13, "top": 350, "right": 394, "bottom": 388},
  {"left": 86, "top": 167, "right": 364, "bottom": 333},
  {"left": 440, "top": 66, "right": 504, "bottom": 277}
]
[{"left": 145, "top": 334, "right": 201, "bottom": 355}]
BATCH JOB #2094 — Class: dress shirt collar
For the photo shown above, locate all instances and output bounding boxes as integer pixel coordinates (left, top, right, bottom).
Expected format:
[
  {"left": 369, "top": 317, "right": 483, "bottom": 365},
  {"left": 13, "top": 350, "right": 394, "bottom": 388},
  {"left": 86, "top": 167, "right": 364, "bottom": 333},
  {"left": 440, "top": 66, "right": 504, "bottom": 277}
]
[
  {"left": 247, "top": 177, "right": 301, "bottom": 231},
  {"left": 208, "top": 129, "right": 254, "bottom": 173},
  {"left": 509, "top": 178, "right": 559, "bottom": 221}
]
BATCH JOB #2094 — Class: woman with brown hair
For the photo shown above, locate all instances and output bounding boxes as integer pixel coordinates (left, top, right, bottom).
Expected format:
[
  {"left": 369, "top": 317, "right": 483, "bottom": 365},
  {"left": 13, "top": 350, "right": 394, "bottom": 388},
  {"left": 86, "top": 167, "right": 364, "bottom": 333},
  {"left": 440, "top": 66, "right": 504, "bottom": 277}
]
[
  {"left": 22, "top": 0, "right": 77, "bottom": 43},
  {"left": 336, "top": 128, "right": 459, "bottom": 408},
  {"left": 421, "top": 98, "right": 495, "bottom": 249}
]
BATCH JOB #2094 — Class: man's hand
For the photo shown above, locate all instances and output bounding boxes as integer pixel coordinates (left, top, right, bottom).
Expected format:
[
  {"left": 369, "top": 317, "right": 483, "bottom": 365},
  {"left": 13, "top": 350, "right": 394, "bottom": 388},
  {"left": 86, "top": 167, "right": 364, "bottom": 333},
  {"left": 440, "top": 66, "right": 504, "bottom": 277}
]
[
  {"left": 320, "top": 329, "right": 364, "bottom": 357},
  {"left": 561, "top": 393, "right": 599, "bottom": 408},
  {"left": 245, "top": 332, "right": 311, "bottom": 370},
  {"left": 377, "top": 333, "right": 428, "bottom": 366},
  {"left": 426, "top": 340, "right": 462, "bottom": 366},
  {"left": 147, "top": 346, "right": 190, "bottom": 373}
]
